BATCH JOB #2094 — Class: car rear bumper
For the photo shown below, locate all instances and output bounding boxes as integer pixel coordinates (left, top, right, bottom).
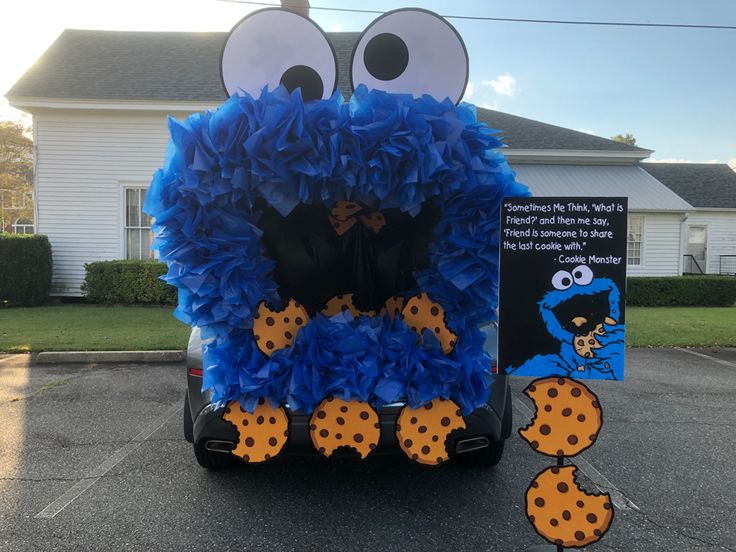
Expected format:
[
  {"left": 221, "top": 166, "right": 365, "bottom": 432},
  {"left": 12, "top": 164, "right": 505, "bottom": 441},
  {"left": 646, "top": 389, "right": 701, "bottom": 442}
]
[{"left": 188, "top": 374, "right": 511, "bottom": 459}]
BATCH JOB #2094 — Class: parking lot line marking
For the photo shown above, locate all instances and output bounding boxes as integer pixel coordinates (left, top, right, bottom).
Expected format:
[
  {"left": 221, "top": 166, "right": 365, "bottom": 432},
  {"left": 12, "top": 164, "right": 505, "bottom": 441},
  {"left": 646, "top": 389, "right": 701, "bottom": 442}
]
[
  {"left": 35, "top": 403, "right": 182, "bottom": 520},
  {"left": 512, "top": 396, "right": 640, "bottom": 512},
  {"left": 676, "top": 348, "right": 736, "bottom": 369}
]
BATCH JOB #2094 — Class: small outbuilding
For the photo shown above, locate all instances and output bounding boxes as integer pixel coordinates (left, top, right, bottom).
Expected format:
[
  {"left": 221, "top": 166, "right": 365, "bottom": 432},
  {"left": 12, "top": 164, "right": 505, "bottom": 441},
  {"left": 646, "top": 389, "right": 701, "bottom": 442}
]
[{"left": 641, "top": 163, "right": 736, "bottom": 275}]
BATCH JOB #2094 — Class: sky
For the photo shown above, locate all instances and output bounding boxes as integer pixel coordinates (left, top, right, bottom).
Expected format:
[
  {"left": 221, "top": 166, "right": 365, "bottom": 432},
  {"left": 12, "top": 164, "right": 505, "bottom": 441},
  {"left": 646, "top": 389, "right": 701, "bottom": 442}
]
[{"left": 1, "top": 0, "right": 735, "bottom": 166}]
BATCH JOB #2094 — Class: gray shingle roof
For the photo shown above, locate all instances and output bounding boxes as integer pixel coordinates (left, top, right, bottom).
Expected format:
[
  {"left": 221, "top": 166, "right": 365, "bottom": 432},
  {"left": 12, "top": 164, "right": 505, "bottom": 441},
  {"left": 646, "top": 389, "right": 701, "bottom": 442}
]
[
  {"left": 640, "top": 163, "right": 736, "bottom": 209},
  {"left": 8, "top": 29, "right": 647, "bottom": 153}
]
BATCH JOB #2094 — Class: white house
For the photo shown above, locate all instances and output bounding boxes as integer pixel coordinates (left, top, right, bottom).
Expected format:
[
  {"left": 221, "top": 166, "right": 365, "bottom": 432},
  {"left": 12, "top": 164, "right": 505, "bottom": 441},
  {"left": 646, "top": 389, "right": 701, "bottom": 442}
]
[
  {"left": 642, "top": 163, "right": 736, "bottom": 275},
  {"left": 6, "top": 29, "right": 693, "bottom": 296}
]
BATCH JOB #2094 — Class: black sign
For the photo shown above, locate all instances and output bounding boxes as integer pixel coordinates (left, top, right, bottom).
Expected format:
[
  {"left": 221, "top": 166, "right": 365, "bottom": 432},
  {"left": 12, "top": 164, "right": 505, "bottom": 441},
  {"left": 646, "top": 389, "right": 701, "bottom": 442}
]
[{"left": 498, "top": 197, "right": 627, "bottom": 380}]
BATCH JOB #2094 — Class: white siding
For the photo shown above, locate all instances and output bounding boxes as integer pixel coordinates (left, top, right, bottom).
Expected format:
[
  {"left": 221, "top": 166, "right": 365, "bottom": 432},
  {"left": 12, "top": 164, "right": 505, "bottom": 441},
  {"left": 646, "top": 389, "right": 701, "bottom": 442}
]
[
  {"left": 685, "top": 211, "right": 736, "bottom": 274},
  {"left": 627, "top": 212, "right": 684, "bottom": 277},
  {"left": 34, "top": 110, "right": 198, "bottom": 295}
]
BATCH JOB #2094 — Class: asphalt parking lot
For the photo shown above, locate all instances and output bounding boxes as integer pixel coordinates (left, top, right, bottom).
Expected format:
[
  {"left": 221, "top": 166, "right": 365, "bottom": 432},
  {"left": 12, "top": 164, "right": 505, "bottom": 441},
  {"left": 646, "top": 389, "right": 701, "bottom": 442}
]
[{"left": 1, "top": 348, "right": 735, "bottom": 552}]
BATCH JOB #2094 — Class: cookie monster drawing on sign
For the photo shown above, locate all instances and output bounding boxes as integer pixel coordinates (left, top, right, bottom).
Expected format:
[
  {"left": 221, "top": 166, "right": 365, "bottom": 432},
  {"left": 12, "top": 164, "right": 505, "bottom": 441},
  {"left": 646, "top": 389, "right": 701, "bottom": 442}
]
[
  {"left": 507, "top": 265, "right": 625, "bottom": 380},
  {"left": 145, "top": 6, "right": 528, "bottom": 466}
]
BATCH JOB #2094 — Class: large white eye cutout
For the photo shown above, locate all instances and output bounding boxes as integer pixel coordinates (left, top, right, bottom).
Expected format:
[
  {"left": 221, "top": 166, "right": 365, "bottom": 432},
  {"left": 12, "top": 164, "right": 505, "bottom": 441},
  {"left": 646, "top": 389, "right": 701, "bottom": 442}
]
[
  {"left": 220, "top": 8, "right": 338, "bottom": 101},
  {"left": 552, "top": 270, "right": 574, "bottom": 291},
  {"left": 571, "top": 265, "right": 594, "bottom": 286},
  {"left": 350, "top": 8, "right": 469, "bottom": 104}
]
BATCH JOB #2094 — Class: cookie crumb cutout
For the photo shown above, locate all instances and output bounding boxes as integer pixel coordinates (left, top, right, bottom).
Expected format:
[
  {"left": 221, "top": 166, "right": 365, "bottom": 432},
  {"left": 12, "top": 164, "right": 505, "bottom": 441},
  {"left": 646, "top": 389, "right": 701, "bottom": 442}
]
[
  {"left": 222, "top": 399, "right": 289, "bottom": 463},
  {"left": 396, "top": 398, "right": 465, "bottom": 465},
  {"left": 253, "top": 299, "right": 309, "bottom": 357},
  {"left": 310, "top": 397, "right": 380, "bottom": 459}
]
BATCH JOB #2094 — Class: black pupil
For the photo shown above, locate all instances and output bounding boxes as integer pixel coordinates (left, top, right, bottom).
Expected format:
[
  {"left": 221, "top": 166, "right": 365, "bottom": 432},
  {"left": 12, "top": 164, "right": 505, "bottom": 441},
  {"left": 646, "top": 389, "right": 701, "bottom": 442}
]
[
  {"left": 561, "top": 277, "right": 571, "bottom": 287},
  {"left": 363, "top": 33, "right": 409, "bottom": 81},
  {"left": 574, "top": 271, "right": 582, "bottom": 279},
  {"left": 280, "top": 65, "right": 324, "bottom": 101}
]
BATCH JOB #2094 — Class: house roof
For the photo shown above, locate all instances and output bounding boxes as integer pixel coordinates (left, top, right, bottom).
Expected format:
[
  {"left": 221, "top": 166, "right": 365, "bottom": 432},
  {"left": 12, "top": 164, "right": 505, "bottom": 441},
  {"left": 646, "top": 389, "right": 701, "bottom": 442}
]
[
  {"left": 513, "top": 164, "right": 693, "bottom": 212},
  {"left": 640, "top": 163, "right": 736, "bottom": 209},
  {"left": 7, "top": 29, "right": 649, "bottom": 154}
]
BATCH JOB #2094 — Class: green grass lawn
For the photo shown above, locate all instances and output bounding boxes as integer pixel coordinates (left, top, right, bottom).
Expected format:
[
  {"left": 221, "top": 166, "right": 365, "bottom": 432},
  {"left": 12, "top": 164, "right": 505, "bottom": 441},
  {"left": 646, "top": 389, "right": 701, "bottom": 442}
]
[
  {"left": 0, "top": 305, "right": 190, "bottom": 353},
  {"left": 0, "top": 304, "right": 734, "bottom": 353},
  {"left": 626, "top": 306, "right": 736, "bottom": 347}
]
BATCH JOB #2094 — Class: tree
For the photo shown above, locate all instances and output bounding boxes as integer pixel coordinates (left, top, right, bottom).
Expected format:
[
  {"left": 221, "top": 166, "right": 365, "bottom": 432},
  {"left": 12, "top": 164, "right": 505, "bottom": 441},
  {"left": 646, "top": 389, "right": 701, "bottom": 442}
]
[
  {"left": 611, "top": 133, "right": 637, "bottom": 146},
  {"left": 0, "top": 120, "right": 34, "bottom": 233}
]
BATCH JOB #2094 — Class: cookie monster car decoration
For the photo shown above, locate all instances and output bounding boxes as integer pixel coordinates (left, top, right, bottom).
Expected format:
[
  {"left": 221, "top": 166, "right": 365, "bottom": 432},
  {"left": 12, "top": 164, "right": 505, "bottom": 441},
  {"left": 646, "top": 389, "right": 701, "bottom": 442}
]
[{"left": 145, "top": 7, "right": 528, "bottom": 466}]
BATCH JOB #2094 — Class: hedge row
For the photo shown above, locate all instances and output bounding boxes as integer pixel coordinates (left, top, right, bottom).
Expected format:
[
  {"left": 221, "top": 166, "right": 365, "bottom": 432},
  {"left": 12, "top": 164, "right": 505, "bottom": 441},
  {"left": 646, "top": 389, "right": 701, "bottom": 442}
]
[
  {"left": 0, "top": 234, "right": 52, "bottom": 306},
  {"left": 79, "top": 260, "right": 736, "bottom": 308},
  {"left": 81, "top": 260, "right": 176, "bottom": 305},
  {"left": 627, "top": 276, "right": 736, "bottom": 307}
]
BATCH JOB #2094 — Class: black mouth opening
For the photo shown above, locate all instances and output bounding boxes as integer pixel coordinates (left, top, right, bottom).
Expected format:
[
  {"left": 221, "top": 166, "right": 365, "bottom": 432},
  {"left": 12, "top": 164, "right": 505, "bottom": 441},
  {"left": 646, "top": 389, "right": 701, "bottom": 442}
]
[
  {"left": 552, "top": 291, "right": 611, "bottom": 336},
  {"left": 255, "top": 199, "right": 441, "bottom": 314}
]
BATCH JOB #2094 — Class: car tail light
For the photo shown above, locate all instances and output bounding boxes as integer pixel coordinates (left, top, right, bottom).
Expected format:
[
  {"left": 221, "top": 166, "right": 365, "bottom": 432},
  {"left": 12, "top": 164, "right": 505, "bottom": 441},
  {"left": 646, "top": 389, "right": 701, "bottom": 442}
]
[
  {"left": 491, "top": 363, "right": 498, "bottom": 375},
  {"left": 188, "top": 367, "right": 203, "bottom": 377}
]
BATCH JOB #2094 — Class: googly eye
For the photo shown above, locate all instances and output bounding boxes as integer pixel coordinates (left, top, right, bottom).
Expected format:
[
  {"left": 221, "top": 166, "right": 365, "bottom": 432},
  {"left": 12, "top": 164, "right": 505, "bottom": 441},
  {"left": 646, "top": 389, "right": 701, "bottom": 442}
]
[
  {"left": 350, "top": 8, "right": 469, "bottom": 104},
  {"left": 571, "top": 265, "right": 594, "bottom": 286},
  {"left": 220, "top": 8, "right": 338, "bottom": 101},
  {"left": 552, "top": 270, "right": 574, "bottom": 291}
]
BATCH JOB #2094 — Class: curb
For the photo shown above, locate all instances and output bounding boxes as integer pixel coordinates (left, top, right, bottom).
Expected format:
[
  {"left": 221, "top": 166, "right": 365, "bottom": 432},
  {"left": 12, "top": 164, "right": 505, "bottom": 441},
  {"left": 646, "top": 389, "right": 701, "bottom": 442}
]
[{"left": 34, "top": 350, "right": 186, "bottom": 364}]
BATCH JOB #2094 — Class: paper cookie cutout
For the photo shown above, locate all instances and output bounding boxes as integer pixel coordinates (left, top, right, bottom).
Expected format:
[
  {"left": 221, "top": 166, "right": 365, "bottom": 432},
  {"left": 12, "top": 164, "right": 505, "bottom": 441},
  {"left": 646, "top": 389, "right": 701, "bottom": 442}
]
[
  {"left": 328, "top": 200, "right": 363, "bottom": 236},
  {"left": 309, "top": 397, "right": 380, "bottom": 459},
  {"left": 520, "top": 377, "right": 603, "bottom": 458},
  {"left": 526, "top": 465, "right": 614, "bottom": 548},
  {"left": 358, "top": 211, "right": 386, "bottom": 234},
  {"left": 223, "top": 399, "right": 289, "bottom": 463},
  {"left": 322, "top": 293, "right": 376, "bottom": 318},
  {"left": 380, "top": 295, "right": 405, "bottom": 321},
  {"left": 253, "top": 299, "right": 309, "bottom": 356},
  {"left": 401, "top": 293, "right": 457, "bottom": 354},
  {"left": 572, "top": 322, "right": 606, "bottom": 360},
  {"left": 396, "top": 398, "right": 465, "bottom": 465}
]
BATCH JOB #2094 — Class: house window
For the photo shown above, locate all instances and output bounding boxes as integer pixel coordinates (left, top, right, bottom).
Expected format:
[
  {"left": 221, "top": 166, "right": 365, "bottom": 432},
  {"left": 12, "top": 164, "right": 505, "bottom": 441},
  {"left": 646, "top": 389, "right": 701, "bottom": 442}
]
[
  {"left": 12, "top": 218, "right": 34, "bottom": 235},
  {"left": 627, "top": 214, "right": 643, "bottom": 266},
  {"left": 125, "top": 188, "right": 154, "bottom": 260}
]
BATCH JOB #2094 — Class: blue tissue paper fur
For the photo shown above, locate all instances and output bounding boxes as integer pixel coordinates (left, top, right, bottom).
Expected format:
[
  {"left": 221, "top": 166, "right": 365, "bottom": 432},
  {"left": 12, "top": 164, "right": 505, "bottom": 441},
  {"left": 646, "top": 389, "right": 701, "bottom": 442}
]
[{"left": 145, "top": 85, "right": 528, "bottom": 414}]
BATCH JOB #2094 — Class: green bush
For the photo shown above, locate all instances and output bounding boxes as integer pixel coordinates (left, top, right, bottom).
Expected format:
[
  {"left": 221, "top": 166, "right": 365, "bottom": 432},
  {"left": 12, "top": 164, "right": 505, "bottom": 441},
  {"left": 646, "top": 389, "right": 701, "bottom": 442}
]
[
  {"left": 82, "top": 260, "right": 176, "bottom": 305},
  {"left": 0, "top": 234, "right": 52, "bottom": 306},
  {"left": 627, "top": 276, "right": 736, "bottom": 307}
]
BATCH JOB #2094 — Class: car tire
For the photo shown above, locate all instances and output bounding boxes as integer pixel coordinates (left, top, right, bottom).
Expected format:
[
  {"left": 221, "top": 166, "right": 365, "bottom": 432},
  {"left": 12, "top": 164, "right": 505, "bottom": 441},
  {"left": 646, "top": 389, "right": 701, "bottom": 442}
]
[
  {"left": 193, "top": 441, "right": 238, "bottom": 470},
  {"left": 183, "top": 391, "right": 194, "bottom": 443}
]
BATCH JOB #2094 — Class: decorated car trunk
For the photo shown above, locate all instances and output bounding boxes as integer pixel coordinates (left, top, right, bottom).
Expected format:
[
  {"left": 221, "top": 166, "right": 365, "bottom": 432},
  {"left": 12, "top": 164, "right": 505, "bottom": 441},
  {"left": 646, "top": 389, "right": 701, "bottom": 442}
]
[{"left": 145, "top": 7, "right": 528, "bottom": 466}]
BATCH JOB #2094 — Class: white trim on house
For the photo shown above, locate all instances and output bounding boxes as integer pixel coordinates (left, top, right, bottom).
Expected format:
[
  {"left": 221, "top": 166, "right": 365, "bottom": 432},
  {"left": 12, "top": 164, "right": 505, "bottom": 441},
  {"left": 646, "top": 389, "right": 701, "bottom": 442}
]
[
  {"left": 11, "top": 97, "right": 216, "bottom": 113},
  {"left": 502, "top": 148, "right": 652, "bottom": 165}
]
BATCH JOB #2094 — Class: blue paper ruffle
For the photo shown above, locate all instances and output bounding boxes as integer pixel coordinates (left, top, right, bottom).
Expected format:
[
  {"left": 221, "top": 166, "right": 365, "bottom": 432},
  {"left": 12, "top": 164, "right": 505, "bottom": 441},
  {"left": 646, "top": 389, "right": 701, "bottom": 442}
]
[{"left": 145, "top": 85, "right": 529, "bottom": 415}]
